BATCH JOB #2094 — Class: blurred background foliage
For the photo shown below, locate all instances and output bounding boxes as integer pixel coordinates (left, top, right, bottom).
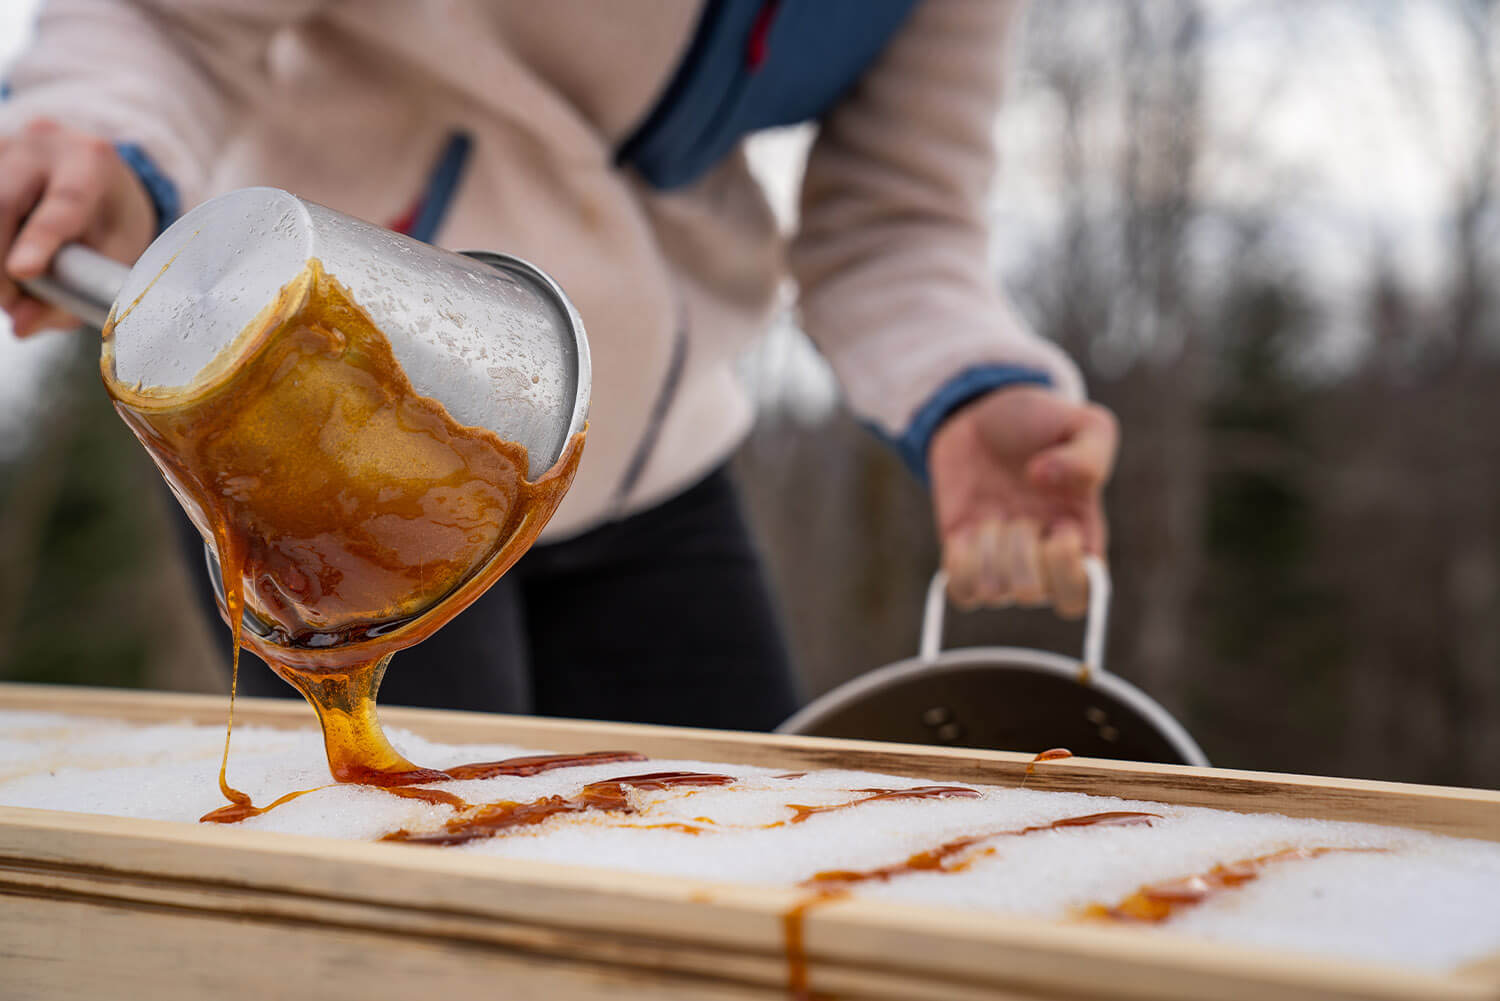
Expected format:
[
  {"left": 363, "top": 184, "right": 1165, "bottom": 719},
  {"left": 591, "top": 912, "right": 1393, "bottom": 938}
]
[{"left": 3, "top": 0, "right": 1499, "bottom": 787}]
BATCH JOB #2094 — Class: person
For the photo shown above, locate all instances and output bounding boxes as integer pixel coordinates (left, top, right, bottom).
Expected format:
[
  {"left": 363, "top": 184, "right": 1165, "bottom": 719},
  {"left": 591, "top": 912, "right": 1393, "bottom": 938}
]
[{"left": 0, "top": 0, "right": 1117, "bottom": 731}]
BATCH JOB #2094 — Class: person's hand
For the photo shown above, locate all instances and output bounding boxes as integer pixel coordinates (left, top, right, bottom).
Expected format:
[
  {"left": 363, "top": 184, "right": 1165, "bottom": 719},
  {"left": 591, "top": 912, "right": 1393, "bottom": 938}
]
[
  {"left": 928, "top": 385, "right": 1117, "bottom": 618},
  {"left": 1, "top": 118, "right": 157, "bottom": 337}
]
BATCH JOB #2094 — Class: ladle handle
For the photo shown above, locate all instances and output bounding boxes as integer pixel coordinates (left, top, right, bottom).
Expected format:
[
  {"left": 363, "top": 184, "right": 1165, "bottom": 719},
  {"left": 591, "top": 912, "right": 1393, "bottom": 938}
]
[
  {"left": 919, "top": 556, "right": 1112, "bottom": 675},
  {"left": 17, "top": 243, "right": 128, "bottom": 330}
]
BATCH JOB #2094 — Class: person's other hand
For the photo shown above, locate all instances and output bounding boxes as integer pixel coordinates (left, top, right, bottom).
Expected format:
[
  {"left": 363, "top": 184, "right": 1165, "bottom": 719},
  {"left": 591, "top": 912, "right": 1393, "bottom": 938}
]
[
  {"left": 1, "top": 118, "right": 156, "bottom": 337},
  {"left": 929, "top": 385, "right": 1117, "bottom": 618}
]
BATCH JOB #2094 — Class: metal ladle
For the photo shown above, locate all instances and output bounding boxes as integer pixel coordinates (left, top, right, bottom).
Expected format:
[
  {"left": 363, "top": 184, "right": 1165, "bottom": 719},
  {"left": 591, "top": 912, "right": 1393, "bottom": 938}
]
[{"left": 22, "top": 186, "right": 591, "bottom": 646}]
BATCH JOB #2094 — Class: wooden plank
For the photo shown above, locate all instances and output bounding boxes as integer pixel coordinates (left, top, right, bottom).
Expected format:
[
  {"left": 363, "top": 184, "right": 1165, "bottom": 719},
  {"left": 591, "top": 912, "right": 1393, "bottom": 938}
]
[
  {"left": 0, "top": 806, "right": 1489, "bottom": 1001},
  {"left": 3, "top": 682, "right": 1498, "bottom": 841},
  {"left": 2, "top": 683, "right": 1499, "bottom": 1001},
  {"left": 1, "top": 894, "right": 780, "bottom": 1001},
  {"left": 0, "top": 807, "right": 1101, "bottom": 1001}
]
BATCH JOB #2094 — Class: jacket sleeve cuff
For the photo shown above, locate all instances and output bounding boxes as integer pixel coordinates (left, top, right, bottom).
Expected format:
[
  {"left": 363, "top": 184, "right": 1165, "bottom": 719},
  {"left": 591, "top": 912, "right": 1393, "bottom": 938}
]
[
  {"left": 882, "top": 363, "right": 1052, "bottom": 483},
  {"left": 114, "top": 142, "right": 180, "bottom": 235}
]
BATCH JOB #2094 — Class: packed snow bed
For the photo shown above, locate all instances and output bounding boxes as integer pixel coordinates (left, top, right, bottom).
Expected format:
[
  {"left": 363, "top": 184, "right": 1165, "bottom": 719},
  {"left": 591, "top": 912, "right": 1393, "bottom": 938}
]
[{"left": 2, "top": 709, "right": 1498, "bottom": 972}]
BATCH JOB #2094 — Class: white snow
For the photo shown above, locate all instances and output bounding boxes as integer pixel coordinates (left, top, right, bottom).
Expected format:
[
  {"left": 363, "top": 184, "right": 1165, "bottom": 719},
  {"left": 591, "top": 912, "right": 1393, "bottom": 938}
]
[{"left": 3, "top": 709, "right": 1499, "bottom": 972}]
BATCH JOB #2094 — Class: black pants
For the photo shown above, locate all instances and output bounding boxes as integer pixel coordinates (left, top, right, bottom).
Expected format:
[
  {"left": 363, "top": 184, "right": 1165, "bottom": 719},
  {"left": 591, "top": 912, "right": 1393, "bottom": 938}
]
[{"left": 181, "top": 468, "right": 801, "bottom": 732}]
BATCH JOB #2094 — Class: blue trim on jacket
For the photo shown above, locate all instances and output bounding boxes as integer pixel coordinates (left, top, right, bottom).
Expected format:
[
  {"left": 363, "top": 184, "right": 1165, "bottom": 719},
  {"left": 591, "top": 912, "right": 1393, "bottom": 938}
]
[
  {"left": 618, "top": 0, "right": 920, "bottom": 190},
  {"left": 885, "top": 364, "right": 1054, "bottom": 483},
  {"left": 114, "top": 143, "right": 181, "bottom": 236},
  {"left": 405, "top": 131, "right": 473, "bottom": 244}
]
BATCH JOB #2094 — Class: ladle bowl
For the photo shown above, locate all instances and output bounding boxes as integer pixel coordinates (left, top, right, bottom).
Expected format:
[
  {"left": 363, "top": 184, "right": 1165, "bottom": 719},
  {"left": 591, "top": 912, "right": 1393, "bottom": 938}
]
[{"left": 23, "top": 187, "right": 590, "bottom": 656}]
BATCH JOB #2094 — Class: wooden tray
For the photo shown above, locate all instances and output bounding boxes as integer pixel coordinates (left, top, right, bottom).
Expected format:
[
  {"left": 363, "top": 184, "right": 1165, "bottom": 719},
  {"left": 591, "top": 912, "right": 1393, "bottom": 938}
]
[{"left": 2, "top": 682, "right": 1497, "bottom": 1001}]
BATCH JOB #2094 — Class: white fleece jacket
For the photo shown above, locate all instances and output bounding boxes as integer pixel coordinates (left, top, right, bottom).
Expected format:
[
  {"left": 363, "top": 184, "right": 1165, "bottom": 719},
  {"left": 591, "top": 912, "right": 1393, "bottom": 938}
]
[{"left": 1, "top": 0, "right": 1084, "bottom": 539}]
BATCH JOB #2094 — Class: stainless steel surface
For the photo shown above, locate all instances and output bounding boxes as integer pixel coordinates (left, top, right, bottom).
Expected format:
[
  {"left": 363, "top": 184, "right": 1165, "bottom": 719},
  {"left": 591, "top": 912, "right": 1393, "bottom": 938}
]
[
  {"left": 458, "top": 250, "right": 591, "bottom": 462},
  {"left": 198, "top": 245, "right": 592, "bottom": 649},
  {"left": 99, "top": 188, "right": 586, "bottom": 479},
  {"left": 919, "top": 560, "right": 1112, "bottom": 672},
  {"left": 22, "top": 187, "right": 590, "bottom": 653},
  {"left": 18, "top": 244, "right": 129, "bottom": 330},
  {"left": 778, "top": 559, "right": 1210, "bottom": 766}
]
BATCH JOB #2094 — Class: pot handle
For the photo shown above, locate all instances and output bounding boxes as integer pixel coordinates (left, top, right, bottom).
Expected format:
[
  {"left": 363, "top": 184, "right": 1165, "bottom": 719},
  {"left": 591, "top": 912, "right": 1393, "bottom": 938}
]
[{"left": 919, "top": 556, "right": 1112, "bottom": 675}]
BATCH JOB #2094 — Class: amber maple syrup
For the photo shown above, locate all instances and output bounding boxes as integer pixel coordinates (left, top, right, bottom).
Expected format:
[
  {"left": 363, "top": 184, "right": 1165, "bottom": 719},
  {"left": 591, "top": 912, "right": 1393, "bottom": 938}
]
[{"left": 103, "top": 260, "right": 584, "bottom": 817}]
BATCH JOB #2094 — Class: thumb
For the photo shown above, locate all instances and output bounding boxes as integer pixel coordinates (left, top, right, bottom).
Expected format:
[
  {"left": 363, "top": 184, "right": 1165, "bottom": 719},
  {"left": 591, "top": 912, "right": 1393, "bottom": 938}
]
[{"left": 1025, "top": 403, "right": 1118, "bottom": 493}]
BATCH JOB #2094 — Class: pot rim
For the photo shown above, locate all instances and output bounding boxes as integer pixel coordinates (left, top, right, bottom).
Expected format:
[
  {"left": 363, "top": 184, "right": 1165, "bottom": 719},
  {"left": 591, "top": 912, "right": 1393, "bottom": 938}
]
[{"left": 776, "top": 645, "right": 1210, "bottom": 767}]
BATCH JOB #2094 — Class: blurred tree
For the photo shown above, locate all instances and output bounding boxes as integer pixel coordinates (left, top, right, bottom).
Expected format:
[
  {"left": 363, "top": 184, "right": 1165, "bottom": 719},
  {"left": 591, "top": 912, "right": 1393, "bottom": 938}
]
[
  {"left": 739, "top": 0, "right": 1500, "bottom": 788},
  {"left": 0, "top": 341, "right": 222, "bottom": 692},
  {"left": 1195, "top": 263, "right": 1347, "bottom": 772}
]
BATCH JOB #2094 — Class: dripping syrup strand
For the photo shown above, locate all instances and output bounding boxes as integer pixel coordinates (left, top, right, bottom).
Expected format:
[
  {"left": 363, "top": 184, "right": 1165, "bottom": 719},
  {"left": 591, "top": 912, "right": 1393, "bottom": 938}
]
[
  {"left": 783, "top": 810, "right": 1159, "bottom": 999},
  {"left": 272, "top": 654, "right": 453, "bottom": 787},
  {"left": 1021, "top": 747, "right": 1074, "bottom": 789},
  {"left": 784, "top": 891, "right": 842, "bottom": 1001},
  {"left": 201, "top": 751, "right": 654, "bottom": 824},
  {"left": 201, "top": 784, "right": 330, "bottom": 824},
  {"left": 780, "top": 786, "right": 980, "bottom": 826},
  {"left": 1083, "top": 845, "right": 1384, "bottom": 923},
  {"left": 444, "top": 750, "right": 646, "bottom": 780},
  {"left": 383, "top": 771, "right": 736, "bottom": 846},
  {"left": 806, "top": 810, "right": 1158, "bottom": 890},
  {"left": 208, "top": 527, "right": 254, "bottom": 820},
  {"left": 379, "top": 785, "right": 470, "bottom": 809},
  {"left": 204, "top": 781, "right": 466, "bottom": 824},
  {"left": 377, "top": 779, "right": 981, "bottom": 845},
  {"left": 622, "top": 822, "right": 713, "bottom": 835}
]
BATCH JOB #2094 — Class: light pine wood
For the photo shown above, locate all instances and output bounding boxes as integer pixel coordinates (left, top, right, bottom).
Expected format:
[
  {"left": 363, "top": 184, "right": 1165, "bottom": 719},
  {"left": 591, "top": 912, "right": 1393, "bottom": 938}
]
[
  {"left": 1, "top": 683, "right": 1498, "bottom": 1001},
  {"left": 2, "top": 894, "right": 782, "bottom": 1001}
]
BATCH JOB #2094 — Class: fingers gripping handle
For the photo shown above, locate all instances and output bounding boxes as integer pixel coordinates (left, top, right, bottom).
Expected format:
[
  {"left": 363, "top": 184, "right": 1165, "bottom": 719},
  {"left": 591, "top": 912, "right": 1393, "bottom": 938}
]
[
  {"left": 18, "top": 243, "right": 128, "bottom": 330},
  {"left": 920, "top": 556, "right": 1112, "bottom": 675}
]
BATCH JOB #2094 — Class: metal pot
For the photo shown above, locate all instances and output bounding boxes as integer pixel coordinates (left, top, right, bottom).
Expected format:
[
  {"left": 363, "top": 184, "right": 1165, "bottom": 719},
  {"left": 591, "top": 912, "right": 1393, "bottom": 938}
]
[{"left": 777, "top": 559, "right": 1209, "bottom": 766}]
